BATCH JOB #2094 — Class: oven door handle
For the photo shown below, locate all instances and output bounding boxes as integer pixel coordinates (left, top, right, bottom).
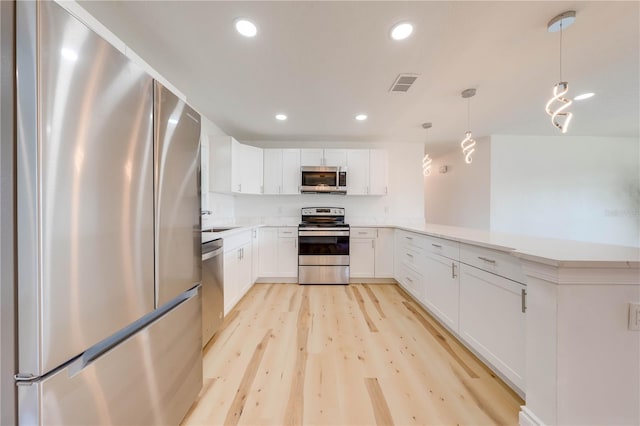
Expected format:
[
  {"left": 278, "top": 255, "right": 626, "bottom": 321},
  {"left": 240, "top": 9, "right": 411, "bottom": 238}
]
[{"left": 298, "top": 231, "right": 350, "bottom": 237}]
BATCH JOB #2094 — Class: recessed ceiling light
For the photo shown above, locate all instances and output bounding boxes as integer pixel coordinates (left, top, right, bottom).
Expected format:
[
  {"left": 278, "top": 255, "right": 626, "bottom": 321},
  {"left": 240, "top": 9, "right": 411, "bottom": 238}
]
[
  {"left": 235, "top": 19, "right": 257, "bottom": 37},
  {"left": 390, "top": 22, "right": 413, "bottom": 40},
  {"left": 574, "top": 92, "right": 595, "bottom": 101},
  {"left": 275, "top": 114, "right": 287, "bottom": 121},
  {"left": 355, "top": 114, "right": 368, "bottom": 121}
]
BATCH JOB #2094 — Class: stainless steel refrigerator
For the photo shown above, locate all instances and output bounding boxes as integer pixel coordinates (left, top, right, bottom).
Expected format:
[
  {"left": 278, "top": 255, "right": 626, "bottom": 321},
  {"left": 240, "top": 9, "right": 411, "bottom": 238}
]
[{"left": 11, "top": 2, "right": 203, "bottom": 424}]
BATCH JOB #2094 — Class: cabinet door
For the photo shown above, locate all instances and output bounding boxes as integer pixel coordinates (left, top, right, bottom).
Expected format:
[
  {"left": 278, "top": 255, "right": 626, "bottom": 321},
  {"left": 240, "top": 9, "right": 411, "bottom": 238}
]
[
  {"left": 223, "top": 250, "right": 239, "bottom": 315},
  {"left": 200, "top": 134, "right": 209, "bottom": 200},
  {"left": 258, "top": 228, "right": 278, "bottom": 277},
  {"left": 231, "top": 139, "right": 243, "bottom": 193},
  {"left": 346, "top": 150, "right": 370, "bottom": 195},
  {"left": 243, "top": 144, "right": 263, "bottom": 194},
  {"left": 251, "top": 228, "right": 259, "bottom": 283},
  {"left": 281, "top": 149, "right": 301, "bottom": 194},
  {"left": 369, "top": 149, "right": 388, "bottom": 195},
  {"left": 374, "top": 228, "right": 394, "bottom": 278},
  {"left": 323, "top": 149, "right": 347, "bottom": 167},
  {"left": 210, "top": 136, "right": 232, "bottom": 193},
  {"left": 277, "top": 237, "right": 298, "bottom": 277},
  {"left": 263, "top": 149, "right": 283, "bottom": 194},
  {"left": 300, "top": 149, "right": 323, "bottom": 166},
  {"left": 350, "top": 238, "right": 375, "bottom": 278},
  {"left": 423, "top": 253, "right": 460, "bottom": 332},
  {"left": 459, "top": 263, "right": 525, "bottom": 389},
  {"left": 239, "top": 244, "right": 252, "bottom": 296}
]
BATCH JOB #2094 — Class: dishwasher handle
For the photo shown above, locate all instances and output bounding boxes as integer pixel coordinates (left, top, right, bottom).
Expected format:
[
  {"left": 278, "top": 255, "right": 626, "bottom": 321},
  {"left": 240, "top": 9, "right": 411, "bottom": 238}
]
[
  {"left": 202, "top": 239, "right": 224, "bottom": 260},
  {"left": 202, "top": 247, "right": 223, "bottom": 261}
]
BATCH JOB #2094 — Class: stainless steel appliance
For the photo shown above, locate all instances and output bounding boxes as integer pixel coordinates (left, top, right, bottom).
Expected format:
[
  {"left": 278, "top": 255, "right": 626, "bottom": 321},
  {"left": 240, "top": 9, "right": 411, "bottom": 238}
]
[
  {"left": 298, "top": 207, "right": 350, "bottom": 284},
  {"left": 202, "top": 238, "right": 224, "bottom": 347},
  {"left": 12, "top": 2, "right": 203, "bottom": 424},
  {"left": 300, "top": 166, "right": 347, "bottom": 194}
]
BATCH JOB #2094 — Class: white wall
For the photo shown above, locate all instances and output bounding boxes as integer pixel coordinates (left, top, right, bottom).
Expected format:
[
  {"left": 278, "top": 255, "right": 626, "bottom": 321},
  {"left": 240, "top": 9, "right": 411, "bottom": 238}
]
[
  {"left": 490, "top": 135, "right": 640, "bottom": 247},
  {"left": 234, "top": 141, "right": 425, "bottom": 224},
  {"left": 424, "top": 137, "right": 491, "bottom": 229}
]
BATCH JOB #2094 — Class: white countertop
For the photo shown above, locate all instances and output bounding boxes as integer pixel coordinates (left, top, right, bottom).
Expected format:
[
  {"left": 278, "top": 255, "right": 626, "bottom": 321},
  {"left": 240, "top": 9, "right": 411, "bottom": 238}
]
[{"left": 202, "top": 221, "right": 640, "bottom": 268}]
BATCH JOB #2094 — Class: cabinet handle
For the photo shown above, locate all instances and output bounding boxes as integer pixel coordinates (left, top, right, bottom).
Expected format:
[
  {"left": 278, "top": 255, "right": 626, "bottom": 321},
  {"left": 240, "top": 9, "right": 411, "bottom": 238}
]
[
  {"left": 294, "top": 239, "right": 297, "bottom": 248},
  {"left": 371, "top": 240, "right": 374, "bottom": 249},
  {"left": 431, "top": 244, "right": 442, "bottom": 248},
  {"left": 238, "top": 184, "right": 242, "bottom": 192},
  {"left": 405, "top": 277, "right": 413, "bottom": 283},
  {"left": 405, "top": 236, "right": 413, "bottom": 241},
  {"left": 451, "top": 262, "right": 457, "bottom": 279},
  {"left": 279, "top": 185, "right": 282, "bottom": 194},
  {"left": 521, "top": 288, "right": 527, "bottom": 313},
  {"left": 358, "top": 231, "right": 368, "bottom": 235},
  {"left": 478, "top": 256, "right": 496, "bottom": 264},
  {"left": 366, "top": 186, "right": 369, "bottom": 194},
  {"left": 406, "top": 253, "right": 413, "bottom": 258},
  {"left": 385, "top": 186, "right": 388, "bottom": 194},
  {"left": 376, "top": 229, "right": 379, "bottom": 238}
]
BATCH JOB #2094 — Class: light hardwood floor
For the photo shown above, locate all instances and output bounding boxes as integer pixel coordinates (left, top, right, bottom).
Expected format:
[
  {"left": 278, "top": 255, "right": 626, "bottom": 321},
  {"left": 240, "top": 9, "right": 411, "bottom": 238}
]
[{"left": 181, "top": 283, "right": 523, "bottom": 426}]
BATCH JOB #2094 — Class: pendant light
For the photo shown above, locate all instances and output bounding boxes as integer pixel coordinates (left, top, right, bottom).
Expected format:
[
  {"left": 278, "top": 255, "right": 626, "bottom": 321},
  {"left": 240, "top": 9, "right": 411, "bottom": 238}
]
[
  {"left": 422, "top": 122, "right": 433, "bottom": 176},
  {"left": 545, "top": 11, "right": 576, "bottom": 133},
  {"left": 460, "top": 88, "right": 476, "bottom": 164}
]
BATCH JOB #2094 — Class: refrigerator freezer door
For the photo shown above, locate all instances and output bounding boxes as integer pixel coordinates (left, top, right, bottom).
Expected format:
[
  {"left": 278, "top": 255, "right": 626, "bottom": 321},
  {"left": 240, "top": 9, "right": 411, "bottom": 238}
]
[
  {"left": 16, "top": 1, "right": 155, "bottom": 376},
  {"left": 154, "top": 82, "right": 202, "bottom": 307},
  {"left": 18, "top": 291, "right": 203, "bottom": 425}
]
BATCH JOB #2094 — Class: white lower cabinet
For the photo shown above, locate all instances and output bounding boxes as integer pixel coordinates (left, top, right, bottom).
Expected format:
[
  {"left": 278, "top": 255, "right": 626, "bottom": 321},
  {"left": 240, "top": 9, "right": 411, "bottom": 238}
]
[
  {"left": 350, "top": 228, "right": 394, "bottom": 279},
  {"left": 251, "top": 227, "right": 259, "bottom": 284},
  {"left": 350, "top": 238, "right": 375, "bottom": 278},
  {"left": 258, "top": 227, "right": 298, "bottom": 279},
  {"left": 423, "top": 253, "right": 460, "bottom": 332},
  {"left": 222, "top": 230, "right": 253, "bottom": 315},
  {"left": 458, "top": 263, "right": 526, "bottom": 391}
]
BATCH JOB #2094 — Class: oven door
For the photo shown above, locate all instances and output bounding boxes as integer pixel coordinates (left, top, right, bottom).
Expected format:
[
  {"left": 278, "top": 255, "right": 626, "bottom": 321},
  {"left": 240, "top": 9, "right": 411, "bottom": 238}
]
[{"left": 298, "top": 230, "right": 349, "bottom": 266}]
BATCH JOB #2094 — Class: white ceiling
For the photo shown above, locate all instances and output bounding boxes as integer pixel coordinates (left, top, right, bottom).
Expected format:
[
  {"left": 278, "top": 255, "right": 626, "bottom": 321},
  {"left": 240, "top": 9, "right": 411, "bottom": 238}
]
[{"left": 78, "top": 1, "right": 639, "bottom": 153}]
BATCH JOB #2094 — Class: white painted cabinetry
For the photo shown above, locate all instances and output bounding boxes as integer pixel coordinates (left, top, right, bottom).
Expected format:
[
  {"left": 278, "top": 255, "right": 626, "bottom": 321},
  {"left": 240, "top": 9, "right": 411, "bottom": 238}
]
[
  {"left": 263, "top": 149, "right": 300, "bottom": 194},
  {"left": 458, "top": 261, "right": 526, "bottom": 391},
  {"left": 394, "top": 230, "right": 427, "bottom": 300},
  {"left": 369, "top": 149, "right": 388, "bottom": 195},
  {"left": 210, "top": 136, "right": 263, "bottom": 194},
  {"left": 300, "top": 149, "right": 347, "bottom": 166},
  {"left": 346, "top": 150, "right": 370, "bottom": 195},
  {"left": 345, "top": 149, "right": 388, "bottom": 195},
  {"left": 251, "top": 227, "right": 259, "bottom": 284},
  {"left": 222, "top": 230, "right": 253, "bottom": 315},
  {"left": 422, "top": 236, "right": 460, "bottom": 332},
  {"left": 258, "top": 227, "right": 298, "bottom": 279},
  {"left": 350, "top": 227, "right": 395, "bottom": 279}
]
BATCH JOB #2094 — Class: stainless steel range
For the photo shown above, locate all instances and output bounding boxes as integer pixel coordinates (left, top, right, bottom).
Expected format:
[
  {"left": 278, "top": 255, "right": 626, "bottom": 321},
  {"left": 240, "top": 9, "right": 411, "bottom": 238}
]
[{"left": 298, "top": 207, "right": 350, "bottom": 284}]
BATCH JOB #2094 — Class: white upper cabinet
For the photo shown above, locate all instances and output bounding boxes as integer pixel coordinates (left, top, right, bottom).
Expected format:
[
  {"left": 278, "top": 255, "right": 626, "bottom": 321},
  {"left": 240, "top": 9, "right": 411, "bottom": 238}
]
[
  {"left": 346, "top": 150, "right": 370, "bottom": 195},
  {"left": 369, "top": 149, "right": 388, "bottom": 195},
  {"left": 210, "top": 137, "right": 263, "bottom": 194},
  {"left": 300, "top": 149, "right": 347, "bottom": 167},
  {"left": 263, "top": 149, "right": 300, "bottom": 194}
]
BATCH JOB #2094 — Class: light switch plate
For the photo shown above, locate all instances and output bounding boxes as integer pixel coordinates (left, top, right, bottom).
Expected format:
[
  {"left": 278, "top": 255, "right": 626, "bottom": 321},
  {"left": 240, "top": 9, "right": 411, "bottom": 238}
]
[{"left": 629, "top": 303, "right": 640, "bottom": 331}]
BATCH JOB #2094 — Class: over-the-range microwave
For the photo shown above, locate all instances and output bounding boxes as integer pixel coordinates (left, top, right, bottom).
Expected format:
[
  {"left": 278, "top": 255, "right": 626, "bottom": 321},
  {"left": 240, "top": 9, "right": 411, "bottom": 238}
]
[{"left": 300, "top": 166, "right": 347, "bottom": 194}]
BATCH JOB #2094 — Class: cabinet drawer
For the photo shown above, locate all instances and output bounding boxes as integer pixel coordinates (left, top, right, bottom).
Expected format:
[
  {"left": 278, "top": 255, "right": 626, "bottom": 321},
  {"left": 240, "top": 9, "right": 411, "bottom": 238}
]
[
  {"left": 223, "top": 230, "right": 251, "bottom": 253},
  {"left": 425, "top": 235, "right": 459, "bottom": 260},
  {"left": 397, "top": 230, "right": 427, "bottom": 251},
  {"left": 459, "top": 243, "right": 525, "bottom": 284},
  {"left": 352, "top": 227, "right": 377, "bottom": 238},
  {"left": 277, "top": 227, "right": 297, "bottom": 238},
  {"left": 397, "top": 263, "right": 423, "bottom": 299},
  {"left": 399, "top": 247, "right": 422, "bottom": 272}
]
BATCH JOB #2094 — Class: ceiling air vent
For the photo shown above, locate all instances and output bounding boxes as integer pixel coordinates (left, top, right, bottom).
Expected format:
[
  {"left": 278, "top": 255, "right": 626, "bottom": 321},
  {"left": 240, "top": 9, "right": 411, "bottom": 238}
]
[{"left": 389, "top": 74, "right": 419, "bottom": 92}]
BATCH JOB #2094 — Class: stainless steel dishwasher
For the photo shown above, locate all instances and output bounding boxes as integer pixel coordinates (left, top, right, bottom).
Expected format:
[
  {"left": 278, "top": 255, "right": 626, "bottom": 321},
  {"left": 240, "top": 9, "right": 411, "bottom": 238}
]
[{"left": 202, "top": 238, "right": 224, "bottom": 347}]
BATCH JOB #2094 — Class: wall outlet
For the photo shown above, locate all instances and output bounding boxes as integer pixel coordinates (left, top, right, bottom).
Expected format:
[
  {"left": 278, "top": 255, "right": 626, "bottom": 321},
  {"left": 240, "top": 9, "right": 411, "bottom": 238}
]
[{"left": 629, "top": 303, "right": 640, "bottom": 331}]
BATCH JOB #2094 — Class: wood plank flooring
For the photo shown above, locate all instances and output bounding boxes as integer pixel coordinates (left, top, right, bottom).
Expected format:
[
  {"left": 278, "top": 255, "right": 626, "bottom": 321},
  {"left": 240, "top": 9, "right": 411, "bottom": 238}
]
[{"left": 181, "top": 283, "right": 523, "bottom": 426}]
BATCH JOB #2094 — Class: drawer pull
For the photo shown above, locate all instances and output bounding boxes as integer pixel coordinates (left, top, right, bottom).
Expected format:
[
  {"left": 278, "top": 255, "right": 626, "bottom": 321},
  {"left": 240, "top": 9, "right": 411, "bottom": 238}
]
[
  {"left": 406, "top": 253, "right": 414, "bottom": 258},
  {"left": 478, "top": 256, "right": 496, "bottom": 264},
  {"left": 405, "top": 236, "right": 413, "bottom": 240},
  {"left": 358, "top": 231, "right": 368, "bottom": 235},
  {"left": 521, "top": 288, "right": 527, "bottom": 313},
  {"left": 431, "top": 244, "right": 442, "bottom": 248},
  {"left": 406, "top": 277, "right": 413, "bottom": 283},
  {"left": 451, "top": 262, "right": 457, "bottom": 279}
]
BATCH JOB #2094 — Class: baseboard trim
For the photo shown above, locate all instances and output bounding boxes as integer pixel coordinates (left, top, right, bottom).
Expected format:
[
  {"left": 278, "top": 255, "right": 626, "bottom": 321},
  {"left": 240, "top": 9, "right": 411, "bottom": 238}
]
[
  {"left": 349, "top": 277, "right": 397, "bottom": 284},
  {"left": 255, "top": 277, "right": 298, "bottom": 284},
  {"left": 519, "top": 406, "right": 545, "bottom": 426}
]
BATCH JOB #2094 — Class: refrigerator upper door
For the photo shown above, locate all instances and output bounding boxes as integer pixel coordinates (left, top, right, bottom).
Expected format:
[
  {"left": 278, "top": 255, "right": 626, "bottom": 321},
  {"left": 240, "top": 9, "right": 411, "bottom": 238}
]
[
  {"left": 154, "top": 82, "right": 202, "bottom": 307},
  {"left": 17, "top": 1, "right": 155, "bottom": 376}
]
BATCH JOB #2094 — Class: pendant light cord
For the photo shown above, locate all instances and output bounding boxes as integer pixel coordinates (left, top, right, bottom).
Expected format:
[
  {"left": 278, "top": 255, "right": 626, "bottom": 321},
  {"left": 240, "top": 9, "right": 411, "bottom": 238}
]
[
  {"left": 467, "top": 98, "right": 471, "bottom": 131},
  {"left": 559, "top": 20, "right": 563, "bottom": 81}
]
